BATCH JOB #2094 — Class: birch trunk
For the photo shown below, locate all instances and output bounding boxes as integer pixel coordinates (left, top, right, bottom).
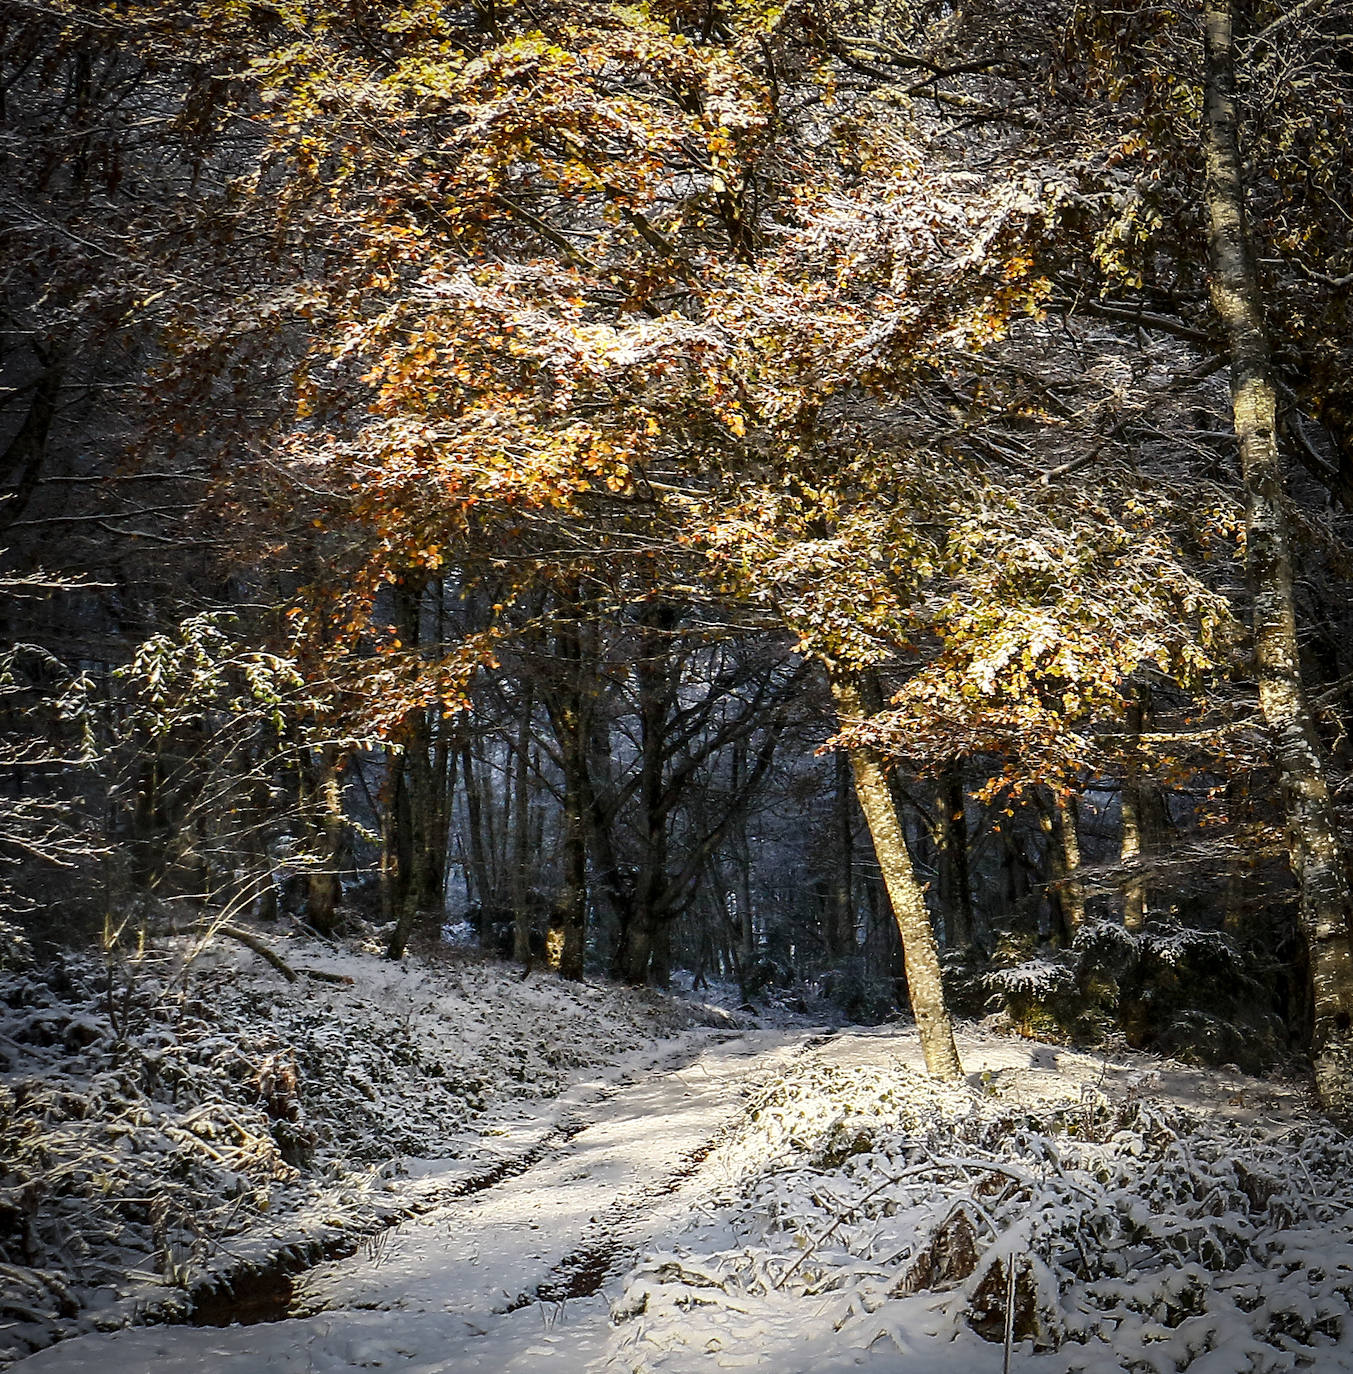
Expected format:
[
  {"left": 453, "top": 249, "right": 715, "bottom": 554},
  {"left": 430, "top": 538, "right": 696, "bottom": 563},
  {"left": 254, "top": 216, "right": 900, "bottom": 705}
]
[
  {"left": 831, "top": 675, "right": 963, "bottom": 1080},
  {"left": 1203, "top": 0, "right": 1353, "bottom": 1116}
]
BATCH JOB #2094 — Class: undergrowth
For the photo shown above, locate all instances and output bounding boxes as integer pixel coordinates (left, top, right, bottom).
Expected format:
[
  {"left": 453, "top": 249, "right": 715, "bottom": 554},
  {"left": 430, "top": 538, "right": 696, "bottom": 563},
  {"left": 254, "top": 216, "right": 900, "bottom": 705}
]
[
  {"left": 0, "top": 937, "right": 718, "bottom": 1364},
  {"left": 612, "top": 1058, "right": 1351, "bottom": 1372}
]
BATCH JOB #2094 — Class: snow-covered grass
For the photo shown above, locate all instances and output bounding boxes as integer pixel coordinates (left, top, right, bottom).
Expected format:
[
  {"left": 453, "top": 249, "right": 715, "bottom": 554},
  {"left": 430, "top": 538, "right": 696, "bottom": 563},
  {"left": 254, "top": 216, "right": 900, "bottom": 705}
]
[
  {"left": 0, "top": 932, "right": 741, "bottom": 1365},
  {"left": 610, "top": 1033, "right": 1352, "bottom": 1372}
]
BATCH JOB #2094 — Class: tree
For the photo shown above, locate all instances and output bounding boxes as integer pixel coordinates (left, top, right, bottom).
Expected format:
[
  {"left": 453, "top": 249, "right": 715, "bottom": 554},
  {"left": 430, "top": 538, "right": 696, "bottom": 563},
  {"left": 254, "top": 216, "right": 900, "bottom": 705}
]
[
  {"left": 10, "top": 0, "right": 1353, "bottom": 1109},
  {"left": 831, "top": 674, "right": 963, "bottom": 1078},
  {"left": 1201, "top": 0, "right": 1353, "bottom": 1116}
]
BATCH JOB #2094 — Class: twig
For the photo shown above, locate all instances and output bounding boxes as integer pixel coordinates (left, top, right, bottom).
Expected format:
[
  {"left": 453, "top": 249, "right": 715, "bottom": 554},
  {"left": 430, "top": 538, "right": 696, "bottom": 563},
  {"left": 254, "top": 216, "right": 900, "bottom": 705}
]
[{"left": 772, "top": 1163, "right": 933, "bottom": 1290}]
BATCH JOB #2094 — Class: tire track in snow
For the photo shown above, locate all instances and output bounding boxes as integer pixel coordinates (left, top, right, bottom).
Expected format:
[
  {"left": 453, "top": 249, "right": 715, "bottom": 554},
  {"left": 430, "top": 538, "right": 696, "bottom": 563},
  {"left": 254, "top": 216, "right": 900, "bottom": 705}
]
[
  {"left": 501, "top": 1028, "right": 842, "bottom": 1311},
  {"left": 187, "top": 1028, "right": 751, "bottom": 1328}
]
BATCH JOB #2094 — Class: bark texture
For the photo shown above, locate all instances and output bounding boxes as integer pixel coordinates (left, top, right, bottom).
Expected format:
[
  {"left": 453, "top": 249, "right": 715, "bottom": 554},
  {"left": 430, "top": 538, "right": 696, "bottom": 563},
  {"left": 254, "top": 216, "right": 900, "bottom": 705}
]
[
  {"left": 1120, "top": 697, "right": 1146, "bottom": 934},
  {"left": 550, "top": 610, "right": 589, "bottom": 981},
  {"left": 827, "top": 748, "right": 856, "bottom": 957},
  {"left": 1203, "top": 0, "right": 1353, "bottom": 1118},
  {"left": 1040, "top": 790, "right": 1086, "bottom": 943},
  {"left": 305, "top": 743, "right": 346, "bottom": 936},
  {"left": 831, "top": 676, "right": 963, "bottom": 1080},
  {"left": 510, "top": 679, "right": 535, "bottom": 966},
  {"left": 386, "top": 582, "right": 442, "bottom": 960},
  {"left": 1055, "top": 794, "right": 1086, "bottom": 934}
]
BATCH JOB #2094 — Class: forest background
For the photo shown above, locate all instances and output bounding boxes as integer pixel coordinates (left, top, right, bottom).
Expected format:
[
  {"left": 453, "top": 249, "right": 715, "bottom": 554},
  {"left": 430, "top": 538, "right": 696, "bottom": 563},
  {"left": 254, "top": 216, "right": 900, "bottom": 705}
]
[{"left": 3, "top": 0, "right": 1353, "bottom": 1113}]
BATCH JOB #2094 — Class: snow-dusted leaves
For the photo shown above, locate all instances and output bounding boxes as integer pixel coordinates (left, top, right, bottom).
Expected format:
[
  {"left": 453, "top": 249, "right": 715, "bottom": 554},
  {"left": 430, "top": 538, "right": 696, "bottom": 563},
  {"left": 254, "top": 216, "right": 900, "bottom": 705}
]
[{"left": 611, "top": 1058, "right": 1353, "bottom": 1371}]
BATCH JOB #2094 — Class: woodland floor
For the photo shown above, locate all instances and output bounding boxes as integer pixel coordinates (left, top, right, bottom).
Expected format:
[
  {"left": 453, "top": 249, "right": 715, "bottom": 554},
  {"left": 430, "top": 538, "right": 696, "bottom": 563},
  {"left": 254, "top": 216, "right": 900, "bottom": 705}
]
[{"left": 3, "top": 939, "right": 1350, "bottom": 1373}]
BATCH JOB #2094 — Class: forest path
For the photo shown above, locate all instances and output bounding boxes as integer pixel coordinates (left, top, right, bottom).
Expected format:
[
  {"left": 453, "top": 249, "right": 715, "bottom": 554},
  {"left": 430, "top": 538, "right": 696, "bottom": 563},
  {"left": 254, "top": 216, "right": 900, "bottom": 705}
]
[{"left": 11, "top": 1024, "right": 837, "bottom": 1374}]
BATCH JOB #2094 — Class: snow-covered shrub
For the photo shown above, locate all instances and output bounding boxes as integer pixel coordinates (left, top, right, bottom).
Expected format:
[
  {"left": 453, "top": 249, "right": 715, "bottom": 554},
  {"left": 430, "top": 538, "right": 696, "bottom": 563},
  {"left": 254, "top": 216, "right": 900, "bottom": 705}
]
[
  {"left": 0, "top": 935, "right": 729, "bottom": 1363},
  {"left": 984, "top": 950, "right": 1082, "bottom": 1038},
  {"left": 1115, "top": 922, "right": 1287, "bottom": 1073},
  {"left": 613, "top": 1058, "right": 1353, "bottom": 1372},
  {"left": 0, "top": 954, "right": 312, "bottom": 1360},
  {"left": 976, "top": 927, "right": 1095, "bottom": 1042},
  {"left": 969, "top": 918, "right": 1287, "bottom": 1073}
]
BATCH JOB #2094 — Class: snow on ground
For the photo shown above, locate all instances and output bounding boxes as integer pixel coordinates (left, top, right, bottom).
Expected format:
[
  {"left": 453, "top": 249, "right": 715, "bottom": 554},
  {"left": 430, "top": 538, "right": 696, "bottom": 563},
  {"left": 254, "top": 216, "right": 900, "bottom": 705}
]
[
  {"left": 0, "top": 932, "right": 749, "bottom": 1364},
  {"left": 6, "top": 1026, "right": 826, "bottom": 1374},
  {"left": 9, "top": 1017, "right": 1350, "bottom": 1374},
  {"left": 613, "top": 1029, "right": 1351, "bottom": 1374}
]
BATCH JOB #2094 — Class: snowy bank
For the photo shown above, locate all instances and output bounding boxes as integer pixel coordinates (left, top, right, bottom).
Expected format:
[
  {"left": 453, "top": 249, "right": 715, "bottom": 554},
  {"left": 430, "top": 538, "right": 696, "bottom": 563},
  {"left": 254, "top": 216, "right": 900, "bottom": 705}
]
[
  {"left": 611, "top": 1029, "right": 1351, "bottom": 1372},
  {"left": 0, "top": 933, "right": 743, "bottom": 1364}
]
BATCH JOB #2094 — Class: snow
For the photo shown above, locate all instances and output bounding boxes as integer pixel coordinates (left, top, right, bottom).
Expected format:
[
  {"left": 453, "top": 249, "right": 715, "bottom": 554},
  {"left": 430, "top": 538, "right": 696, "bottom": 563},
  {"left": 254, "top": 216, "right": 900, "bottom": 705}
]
[
  {"left": 608, "top": 1031, "right": 1349, "bottom": 1373},
  {"left": 7, "top": 1028, "right": 822, "bottom": 1373},
  {"left": 0, "top": 935, "right": 749, "bottom": 1363},
  {"left": 9, "top": 1007, "right": 1350, "bottom": 1374}
]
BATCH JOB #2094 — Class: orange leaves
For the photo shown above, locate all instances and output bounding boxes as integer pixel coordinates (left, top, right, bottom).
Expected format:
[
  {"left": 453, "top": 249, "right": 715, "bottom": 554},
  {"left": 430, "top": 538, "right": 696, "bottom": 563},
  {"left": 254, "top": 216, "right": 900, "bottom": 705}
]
[
  {"left": 327, "top": 633, "right": 500, "bottom": 739},
  {"left": 136, "top": 0, "right": 1247, "bottom": 807}
]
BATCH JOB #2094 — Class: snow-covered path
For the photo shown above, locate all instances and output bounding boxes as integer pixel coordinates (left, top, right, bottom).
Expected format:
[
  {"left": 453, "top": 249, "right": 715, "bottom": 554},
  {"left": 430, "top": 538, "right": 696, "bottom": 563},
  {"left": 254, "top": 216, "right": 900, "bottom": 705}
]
[
  {"left": 12, "top": 1021, "right": 1327, "bottom": 1374},
  {"left": 11, "top": 1027, "right": 827, "bottom": 1374}
]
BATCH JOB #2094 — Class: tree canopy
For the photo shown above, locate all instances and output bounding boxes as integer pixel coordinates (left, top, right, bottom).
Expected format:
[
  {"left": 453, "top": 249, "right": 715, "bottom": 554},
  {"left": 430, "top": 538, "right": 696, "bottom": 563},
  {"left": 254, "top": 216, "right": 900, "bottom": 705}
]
[{"left": 5, "top": 0, "right": 1353, "bottom": 1113}]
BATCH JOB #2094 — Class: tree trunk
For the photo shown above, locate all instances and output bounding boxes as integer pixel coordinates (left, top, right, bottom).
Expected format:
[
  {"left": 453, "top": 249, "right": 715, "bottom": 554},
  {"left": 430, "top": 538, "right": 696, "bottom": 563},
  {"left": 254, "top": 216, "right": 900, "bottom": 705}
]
[
  {"left": 510, "top": 679, "right": 535, "bottom": 966},
  {"left": 827, "top": 747, "right": 856, "bottom": 958},
  {"left": 428, "top": 581, "right": 453, "bottom": 910},
  {"left": 245, "top": 772, "right": 279, "bottom": 922},
  {"left": 552, "top": 611, "right": 589, "bottom": 981},
  {"left": 305, "top": 743, "right": 346, "bottom": 936},
  {"left": 1038, "top": 789, "right": 1085, "bottom": 945},
  {"left": 131, "top": 741, "right": 164, "bottom": 892},
  {"left": 387, "top": 581, "right": 437, "bottom": 960},
  {"left": 1119, "top": 693, "right": 1149, "bottom": 932},
  {"left": 624, "top": 915, "right": 655, "bottom": 988},
  {"left": 704, "top": 853, "right": 743, "bottom": 987},
  {"left": 0, "top": 345, "right": 62, "bottom": 534},
  {"left": 378, "top": 747, "right": 404, "bottom": 929},
  {"left": 460, "top": 739, "right": 493, "bottom": 921},
  {"left": 729, "top": 739, "right": 757, "bottom": 991},
  {"left": 831, "top": 675, "right": 963, "bottom": 1080},
  {"left": 1055, "top": 793, "right": 1086, "bottom": 934},
  {"left": 386, "top": 715, "right": 434, "bottom": 959},
  {"left": 581, "top": 717, "right": 639, "bottom": 981},
  {"left": 650, "top": 916, "right": 673, "bottom": 989},
  {"left": 625, "top": 602, "right": 676, "bottom": 984},
  {"left": 1203, "top": 0, "right": 1353, "bottom": 1117},
  {"left": 936, "top": 764, "right": 975, "bottom": 950}
]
